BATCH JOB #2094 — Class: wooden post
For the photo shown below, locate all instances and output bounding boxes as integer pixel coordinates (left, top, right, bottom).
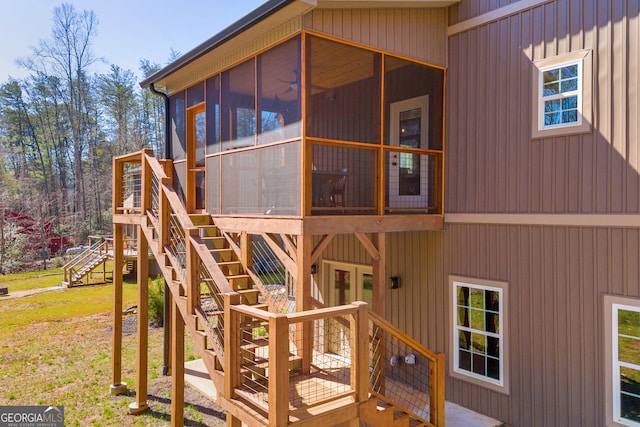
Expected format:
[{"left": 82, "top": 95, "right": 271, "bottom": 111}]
[
  {"left": 295, "top": 234, "right": 312, "bottom": 374},
  {"left": 164, "top": 285, "right": 173, "bottom": 376},
  {"left": 129, "top": 229, "right": 149, "bottom": 414},
  {"left": 170, "top": 298, "right": 184, "bottom": 427},
  {"left": 240, "top": 232, "right": 253, "bottom": 270},
  {"left": 141, "top": 153, "right": 152, "bottom": 215},
  {"left": 186, "top": 229, "right": 199, "bottom": 315},
  {"left": 112, "top": 157, "right": 123, "bottom": 215},
  {"left": 110, "top": 224, "right": 127, "bottom": 395},
  {"left": 269, "top": 314, "right": 289, "bottom": 427},
  {"left": 431, "top": 353, "right": 446, "bottom": 426},
  {"left": 351, "top": 302, "right": 370, "bottom": 403},
  {"left": 372, "top": 232, "right": 386, "bottom": 317},
  {"left": 223, "top": 293, "right": 241, "bottom": 399}
]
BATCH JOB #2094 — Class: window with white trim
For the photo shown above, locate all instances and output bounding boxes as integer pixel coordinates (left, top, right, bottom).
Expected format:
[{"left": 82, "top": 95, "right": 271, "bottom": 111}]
[
  {"left": 449, "top": 277, "right": 509, "bottom": 394},
  {"left": 607, "top": 297, "right": 640, "bottom": 426},
  {"left": 531, "top": 49, "right": 592, "bottom": 139},
  {"left": 539, "top": 61, "right": 581, "bottom": 129}
]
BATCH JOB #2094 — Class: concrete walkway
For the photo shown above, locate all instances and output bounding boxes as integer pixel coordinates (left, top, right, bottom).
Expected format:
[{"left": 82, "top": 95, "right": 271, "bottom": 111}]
[
  {"left": 0, "top": 285, "right": 64, "bottom": 300},
  {"left": 184, "top": 359, "right": 502, "bottom": 427}
]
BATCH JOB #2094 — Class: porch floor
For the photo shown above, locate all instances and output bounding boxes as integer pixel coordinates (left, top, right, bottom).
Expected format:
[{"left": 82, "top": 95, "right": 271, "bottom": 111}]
[{"left": 183, "top": 359, "right": 503, "bottom": 427}]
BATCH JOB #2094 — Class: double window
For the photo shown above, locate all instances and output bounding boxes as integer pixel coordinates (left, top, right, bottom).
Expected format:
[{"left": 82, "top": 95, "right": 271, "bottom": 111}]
[
  {"left": 449, "top": 276, "right": 509, "bottom": 394},
  {"left": 606, "top": 296, "right": 640, "bottom": 426},
  {"left": 532, "top": 49, "right": 592, "bottom": 139}
]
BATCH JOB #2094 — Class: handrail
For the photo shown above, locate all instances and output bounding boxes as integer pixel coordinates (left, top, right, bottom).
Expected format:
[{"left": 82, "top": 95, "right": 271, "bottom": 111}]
[
  {"left": 368, "top": 310, "right": 445, "bottom": 427},
  {"left": 63, "top": 237, "right": 112, "bottom": 285}
]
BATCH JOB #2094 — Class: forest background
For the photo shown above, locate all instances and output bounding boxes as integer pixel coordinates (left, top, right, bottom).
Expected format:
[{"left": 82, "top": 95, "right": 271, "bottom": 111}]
[{"left": 0, "top": 3, "right": 173, "bottom": 273}]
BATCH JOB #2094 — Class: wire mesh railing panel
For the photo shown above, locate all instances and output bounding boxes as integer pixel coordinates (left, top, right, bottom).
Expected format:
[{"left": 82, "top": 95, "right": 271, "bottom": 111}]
[
  {"left": 369, "top": 322, "right": 434, "bottom": 423},
  {"left": 150, "top": 172, "right": 160, "bottom": 220},
  {"left": 198, "top": 260, "right": 225, "bottom": 354},
  {"left": 288, "top": 315, "right": 354, "bottom": 408},
  {"left": 167, "top": 214, "right": 187, "bottom": 276},
  {"left": 238, "top": 313, "right": 270, "bottom": 404},
  {"left": 121, "top": 162, "right": 142, "bottom": 214},
  {"left": 251, "top": 236, "right": 292, "bottom": 314}
]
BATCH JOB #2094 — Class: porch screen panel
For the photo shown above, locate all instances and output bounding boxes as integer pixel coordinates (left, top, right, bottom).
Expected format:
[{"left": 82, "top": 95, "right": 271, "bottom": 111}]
[
  {"left": 206, "top": 75, "right": 220, "bottom": 153},
  {"left": 221, "top": 141, "right": 300, "bottom": 216},
  {"left": 311, "top": 143, "right": 376, "bottom": 215},
  {"left": 186, "top": 82, "right": 204, "bottom": 108},
  {"left": 173, "top": 161, "right": 187, "bottom": 205},
  {"left": 170, "top": 91, "right": 186, "bottom": 161},
  {"left": 258, "top": 36, "right": 301, "bottom": 145},
  {"left": 384, "top": 56, "right": 444, "bottom": 150},
  {"left": 307, "top": 35, "right": 380, "bottom": 144},
  {"left": 221, "top": 58, "right": 256, "bottom": 151},
  {"left": 206, "top": 156, "right": 221, "bottom": 215}
]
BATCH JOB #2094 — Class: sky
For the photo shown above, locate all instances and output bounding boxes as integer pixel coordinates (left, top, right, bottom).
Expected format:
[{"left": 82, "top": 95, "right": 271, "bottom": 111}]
[{"left": 0, "top": 0, "right": 266, "bottom": 83}]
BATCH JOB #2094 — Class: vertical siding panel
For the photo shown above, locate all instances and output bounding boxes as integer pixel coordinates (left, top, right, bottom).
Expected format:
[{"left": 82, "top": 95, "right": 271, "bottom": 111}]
[
  {"left": 611, "top": 0, "right": 626, "bottom": 212},
  {"left": 596, "top": 0, "right": 611, "bottom": 212},
  {"left": 554, "top": 227, "right": 569, "bottom": 426},
  {"left": 529, "top": 226, "right": 544, "bottom": 426},
  {"left": 579, "top": 227, "right": 598, "bottom": 424},
  {"left": 542, "top": 227, "right": 557, "bottom": 427},
  {"left": 610, "top": 228, "right": 624, "bottom": 294},
  {"left": 566, "top": 227, "right": 583, "bottom": 425},
  {"left": 519, "top": 10, "right": 533, "bottom": 213},
  {"left": 628, "top": 1, "right": 640, "bottom": 212}
]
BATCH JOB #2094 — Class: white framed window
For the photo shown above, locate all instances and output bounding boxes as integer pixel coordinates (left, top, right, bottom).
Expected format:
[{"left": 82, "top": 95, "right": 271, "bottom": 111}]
[
  {"left": 449, "top": 276, "right": 509, "bottom": 394},
  {"left": 532, "top": 49, "right": 592, "bottom": 139},
  {"left": 605, "top": 295, "right": 640, "bottom": 427},
  {"left": 539, "top": 61, "right": 581, "bottom": 129}
]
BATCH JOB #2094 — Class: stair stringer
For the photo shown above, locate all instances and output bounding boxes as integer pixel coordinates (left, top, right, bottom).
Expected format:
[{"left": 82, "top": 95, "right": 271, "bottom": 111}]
[{"left": 139, "top": 222, "right": 225, "bottom": 392}]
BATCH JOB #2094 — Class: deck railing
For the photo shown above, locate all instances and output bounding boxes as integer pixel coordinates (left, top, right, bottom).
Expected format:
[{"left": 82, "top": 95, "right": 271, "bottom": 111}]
[{"left": 227, "top": 301, "right": 369, "bottom": 426}]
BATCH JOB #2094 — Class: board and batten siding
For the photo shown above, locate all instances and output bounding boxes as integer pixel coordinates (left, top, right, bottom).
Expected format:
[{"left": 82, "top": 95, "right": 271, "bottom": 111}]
[
  {"left": 303, "top": 8, "right": 448, "bottom": 67},
  {"left": 443, "top": 223, "right": 640, "bottom": 426},
  {"left": 446, "top": 0, "right": 640, "bottom": 214}
]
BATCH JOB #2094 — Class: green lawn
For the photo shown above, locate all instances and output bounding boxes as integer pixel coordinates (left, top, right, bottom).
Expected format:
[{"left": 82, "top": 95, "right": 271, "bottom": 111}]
[{"left": 0, "top": 268, "right": 210, "bottom": 426}]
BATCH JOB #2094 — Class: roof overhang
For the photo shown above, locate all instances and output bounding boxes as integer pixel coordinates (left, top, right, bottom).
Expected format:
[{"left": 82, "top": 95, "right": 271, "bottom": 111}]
[
  {"left": 140, "top": 0, "right": 317, "bottom": 90},
  {"left": 141, "top": 0, "right": 458, "bottom": 91}
]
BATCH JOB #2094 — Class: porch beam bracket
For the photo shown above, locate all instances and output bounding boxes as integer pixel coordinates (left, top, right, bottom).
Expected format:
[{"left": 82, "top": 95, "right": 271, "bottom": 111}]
[
  {"left": 261, "top": 233, "right": 298, "bottom": 277},
  {"left": 280, "top": 234, "right": 298, "bottom": 262},
  {"left": 355, "top": 232, "right": 381, "bottom": 260},
  {"left": 310, "top": 234, "right": 335, "bottom": 263}
]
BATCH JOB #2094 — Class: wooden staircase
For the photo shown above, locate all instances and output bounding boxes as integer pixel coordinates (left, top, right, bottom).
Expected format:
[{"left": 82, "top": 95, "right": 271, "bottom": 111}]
[{"left": 112, "top": 149, "right": 446, "bottom": 427}]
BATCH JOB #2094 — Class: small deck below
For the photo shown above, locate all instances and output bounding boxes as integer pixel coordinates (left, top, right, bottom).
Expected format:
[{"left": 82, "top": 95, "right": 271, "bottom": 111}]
[{"left": 183, "top": 359, "right": 503, "bottom": 427}]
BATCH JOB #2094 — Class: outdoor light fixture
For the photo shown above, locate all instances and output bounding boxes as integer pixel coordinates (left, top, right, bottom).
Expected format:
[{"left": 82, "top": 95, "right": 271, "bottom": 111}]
[
  {"left": 390, "top": 276, "right": 400, "bottom": 289},
  {"left": 311, "top": 264, "right": 317, "bottom": 274}
]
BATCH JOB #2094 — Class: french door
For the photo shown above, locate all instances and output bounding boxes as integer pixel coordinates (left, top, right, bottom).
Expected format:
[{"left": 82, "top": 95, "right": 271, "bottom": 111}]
[{"left": 324, "top": 261, "right": 373, "bottom": 356}]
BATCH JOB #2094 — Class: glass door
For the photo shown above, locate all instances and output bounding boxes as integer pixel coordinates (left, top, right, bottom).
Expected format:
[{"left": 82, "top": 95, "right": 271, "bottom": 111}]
[
  {"left": 187, "top": 104, "right": 206, "bottom": 212},
  {"left": 389, "top": 95, "right": 429, "bottom": 207},
  {"left": 324, "top": 262, "right": 373, "bottom": 356}
]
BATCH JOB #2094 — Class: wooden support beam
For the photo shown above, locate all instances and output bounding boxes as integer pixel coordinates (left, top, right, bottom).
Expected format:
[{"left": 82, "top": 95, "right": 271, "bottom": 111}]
[
  {"left": 431, "top": 353, "right": 446, "bottom": 427},
  {"left": 311, "top": 234, "right": 335, "bottom": 264},
  {"left": 372, "top": 233, "right": 386, "bottom": 317},
  {"left": 296, "top": 234, "right": 313, "bottom": 374},
  {"left": 129, "top": 229, "right": 149, "bottom": 414},
  {"left": 262, "top": 233, "right": 297, "bottom": 277},
  {"left": 110, "top": 224, "right": 127, "bottom": 395},
  {"left": 171, "top": 298, "right": 185, "bottom": 427}
]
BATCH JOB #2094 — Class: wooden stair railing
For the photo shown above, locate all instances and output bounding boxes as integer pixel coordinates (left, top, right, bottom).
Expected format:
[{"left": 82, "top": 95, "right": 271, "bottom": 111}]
[{"left": 365, "top": 311, "right": 446, "bottom": 427}]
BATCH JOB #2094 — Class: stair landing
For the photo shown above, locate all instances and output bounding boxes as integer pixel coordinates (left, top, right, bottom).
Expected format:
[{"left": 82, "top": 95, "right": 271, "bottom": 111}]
[{"left": 183, "top": 359, "right": 503, "bottom": 427}]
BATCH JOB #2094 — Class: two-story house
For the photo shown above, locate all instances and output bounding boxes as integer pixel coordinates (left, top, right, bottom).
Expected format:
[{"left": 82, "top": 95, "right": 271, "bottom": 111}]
[{"left": 109, "top": 1, "right": 640, "bottom": 426}]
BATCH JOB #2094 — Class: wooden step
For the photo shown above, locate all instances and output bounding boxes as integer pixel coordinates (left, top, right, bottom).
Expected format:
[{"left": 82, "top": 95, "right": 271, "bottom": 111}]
[
  {"left": 189, "top": 214, "right": 212, "bottom": 226},
  {"left": 202, "top": 236, "right": 227, "bottom": 250},
  {"left": 227, "top": 275, "right": 251, "bottom": 289},
  {"left": 217, "top": 261, "right": 243, "bottom": 275},
  {"left": 237, "top": 288, "right": 260, "bottom": 305},
  {"left": 198, "top": 225, "right": 219, "bottom": 237}
]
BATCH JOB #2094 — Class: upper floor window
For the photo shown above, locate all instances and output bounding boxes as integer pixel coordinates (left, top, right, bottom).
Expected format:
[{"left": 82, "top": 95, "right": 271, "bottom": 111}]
[
  {"left": 532, "top": 49, "right": 592, "bottom": 139},
  {"left": 540, "top": 61, "right": 581, "bottom": 128},
  {"left": 449, "top": 276, "right": 509, "bottom": 394}
]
